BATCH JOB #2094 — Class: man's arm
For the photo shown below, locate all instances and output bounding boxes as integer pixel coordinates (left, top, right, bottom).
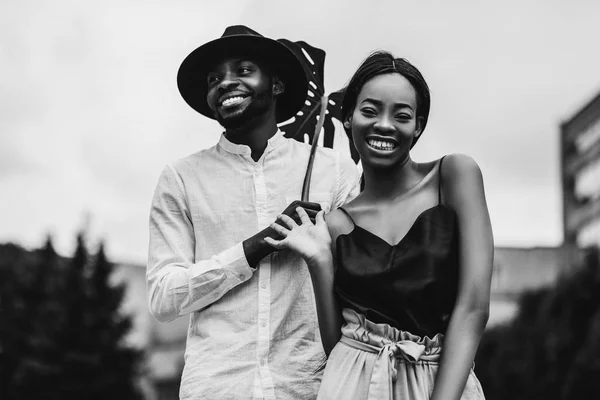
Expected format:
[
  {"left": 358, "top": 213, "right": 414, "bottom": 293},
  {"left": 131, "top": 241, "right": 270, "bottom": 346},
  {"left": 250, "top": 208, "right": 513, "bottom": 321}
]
[{"left": 147, "top": 165, "right": 255, "bottom": 322}]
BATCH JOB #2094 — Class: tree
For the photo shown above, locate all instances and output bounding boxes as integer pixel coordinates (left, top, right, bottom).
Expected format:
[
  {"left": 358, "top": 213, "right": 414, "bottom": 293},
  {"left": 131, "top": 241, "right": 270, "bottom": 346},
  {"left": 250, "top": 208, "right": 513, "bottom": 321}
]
[{"left": 0, "top": 236, "right": 143, "bottom": 399}]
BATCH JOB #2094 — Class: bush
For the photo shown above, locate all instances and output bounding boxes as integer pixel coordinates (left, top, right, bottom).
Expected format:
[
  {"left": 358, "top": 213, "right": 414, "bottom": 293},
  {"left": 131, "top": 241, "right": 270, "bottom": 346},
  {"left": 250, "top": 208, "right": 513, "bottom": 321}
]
[{"left": 476, "top": 248, "right": 600, "bottom": 399}]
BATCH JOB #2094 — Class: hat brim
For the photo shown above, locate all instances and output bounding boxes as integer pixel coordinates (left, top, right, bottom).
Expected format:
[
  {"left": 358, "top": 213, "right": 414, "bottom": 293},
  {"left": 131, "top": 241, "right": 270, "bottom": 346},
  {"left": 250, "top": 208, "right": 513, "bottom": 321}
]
[{"left": 177, "top": 35, "right": 308, "bottom": 123}]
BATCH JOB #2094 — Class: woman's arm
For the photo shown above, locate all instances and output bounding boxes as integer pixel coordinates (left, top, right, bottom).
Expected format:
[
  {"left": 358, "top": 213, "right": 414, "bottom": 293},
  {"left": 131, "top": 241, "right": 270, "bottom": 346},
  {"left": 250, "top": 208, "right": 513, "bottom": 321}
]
[
  {"left": 304, "top": 249, "right": 342, "bottom": 355},
  {"left": 264, "top": 208, "right": 342, "bottom": 355},
  {"left": 430, "top": 154, "right": 494, "bottom": 400}
]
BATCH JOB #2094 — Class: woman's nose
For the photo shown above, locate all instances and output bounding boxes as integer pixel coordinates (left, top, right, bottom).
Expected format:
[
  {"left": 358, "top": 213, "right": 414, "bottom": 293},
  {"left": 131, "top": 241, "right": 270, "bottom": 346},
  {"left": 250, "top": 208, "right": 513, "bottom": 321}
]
[{"left": 373, "top": 116, "right": 395, "bottom": 133}]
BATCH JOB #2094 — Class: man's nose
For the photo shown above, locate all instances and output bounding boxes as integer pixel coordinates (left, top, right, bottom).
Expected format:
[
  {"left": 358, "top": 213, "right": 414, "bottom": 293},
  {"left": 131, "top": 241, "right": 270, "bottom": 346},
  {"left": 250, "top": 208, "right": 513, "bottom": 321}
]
[{"left": 218, "top": 73, "right": 238, "bottom": 91}]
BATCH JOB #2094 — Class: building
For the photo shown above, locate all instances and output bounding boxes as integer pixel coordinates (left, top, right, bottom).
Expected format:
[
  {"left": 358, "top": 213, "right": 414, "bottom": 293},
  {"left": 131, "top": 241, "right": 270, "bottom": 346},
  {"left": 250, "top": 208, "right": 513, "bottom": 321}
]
[
  {"left": 560, "top": 90, "right": 600, "bottom": 249},
  {"left": 112, "top": 263, "right": 187, "bottom": 400},
  {"left": 488, "top": 245, "right": 582, "bottom": 327}
]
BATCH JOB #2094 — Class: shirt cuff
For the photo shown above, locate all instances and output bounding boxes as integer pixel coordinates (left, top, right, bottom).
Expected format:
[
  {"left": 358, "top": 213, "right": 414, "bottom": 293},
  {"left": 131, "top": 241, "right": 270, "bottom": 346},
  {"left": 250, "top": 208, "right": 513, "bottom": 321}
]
[{"left": 215, "top": 242, "right": 254, "bottom": 281}]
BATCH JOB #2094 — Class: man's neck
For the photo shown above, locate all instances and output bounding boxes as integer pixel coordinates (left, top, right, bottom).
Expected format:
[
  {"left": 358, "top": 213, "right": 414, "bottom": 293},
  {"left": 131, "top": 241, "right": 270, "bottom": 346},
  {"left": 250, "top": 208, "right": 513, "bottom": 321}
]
[{"left": 224, "top": 114, "right": 279, "bottom": 162}]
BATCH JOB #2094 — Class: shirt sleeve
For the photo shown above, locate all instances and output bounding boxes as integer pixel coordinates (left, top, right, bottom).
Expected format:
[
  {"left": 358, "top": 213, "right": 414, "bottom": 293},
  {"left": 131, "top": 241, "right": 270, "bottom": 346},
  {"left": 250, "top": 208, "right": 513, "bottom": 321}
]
[
  {"left": 332, "top": 153, "right": 361, "bottom": 208},
  {"left": 147, "top": 164, "right": 255, "bottom": 323}
]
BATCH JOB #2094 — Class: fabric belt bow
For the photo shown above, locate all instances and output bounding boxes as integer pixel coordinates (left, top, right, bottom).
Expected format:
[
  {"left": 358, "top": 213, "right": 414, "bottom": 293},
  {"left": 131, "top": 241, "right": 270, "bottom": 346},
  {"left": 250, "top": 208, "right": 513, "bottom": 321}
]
[{"left": 339, "top": 336, "right": 427, "bottom": 399}]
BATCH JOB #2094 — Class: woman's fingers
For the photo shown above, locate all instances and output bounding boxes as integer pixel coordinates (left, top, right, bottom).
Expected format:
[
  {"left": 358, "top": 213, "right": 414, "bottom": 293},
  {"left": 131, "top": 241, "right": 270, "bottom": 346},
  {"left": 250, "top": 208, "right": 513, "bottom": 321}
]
[
  {"left": 270, "top": 222, "right": 290, "bottom": 237},
  {"left": 295, "top": 207, "right": 312, "bottom": 225},
  {"left": 277, "top": 214, "right": 297, "bottom": 229},
  {"left": 264, "top": 236, "right": 283, "bottom": 249},
  {"left": 315, "top": 210, "right": 326, "bottom": 226}
]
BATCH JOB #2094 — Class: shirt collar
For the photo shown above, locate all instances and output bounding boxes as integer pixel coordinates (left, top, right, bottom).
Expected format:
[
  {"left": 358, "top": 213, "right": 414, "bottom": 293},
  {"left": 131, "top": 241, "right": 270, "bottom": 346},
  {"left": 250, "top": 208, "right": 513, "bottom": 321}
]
[{"left": 217, "top": 129, "right": 287, "bottom": 156}]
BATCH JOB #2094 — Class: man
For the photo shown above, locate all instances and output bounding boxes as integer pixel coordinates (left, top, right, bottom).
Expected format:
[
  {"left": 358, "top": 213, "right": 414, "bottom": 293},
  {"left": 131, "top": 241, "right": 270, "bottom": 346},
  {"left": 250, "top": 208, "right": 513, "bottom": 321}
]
[{"left": 147, "top": 26, "right": 360, "bottom": 400}]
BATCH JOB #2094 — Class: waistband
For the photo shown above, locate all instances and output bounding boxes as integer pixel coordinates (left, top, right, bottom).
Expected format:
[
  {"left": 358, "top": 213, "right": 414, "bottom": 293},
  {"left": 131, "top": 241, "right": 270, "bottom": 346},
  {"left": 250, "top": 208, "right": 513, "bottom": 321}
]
[{"left": 339, "top": 308, "right": 444, "bottom": 399}]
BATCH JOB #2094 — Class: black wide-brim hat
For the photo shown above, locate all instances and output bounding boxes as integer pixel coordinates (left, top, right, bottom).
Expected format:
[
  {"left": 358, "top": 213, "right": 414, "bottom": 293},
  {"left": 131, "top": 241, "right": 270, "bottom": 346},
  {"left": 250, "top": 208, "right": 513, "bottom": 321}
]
[{"left": 177, "top": 25, "right": 308, "bottom": 123}]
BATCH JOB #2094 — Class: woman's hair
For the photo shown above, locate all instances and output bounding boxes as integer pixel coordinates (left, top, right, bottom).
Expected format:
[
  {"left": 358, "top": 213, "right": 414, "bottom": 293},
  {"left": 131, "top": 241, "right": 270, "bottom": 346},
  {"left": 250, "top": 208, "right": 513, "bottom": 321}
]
[{"left": 341, "top": 51, "right": 431, "bottom": 148}]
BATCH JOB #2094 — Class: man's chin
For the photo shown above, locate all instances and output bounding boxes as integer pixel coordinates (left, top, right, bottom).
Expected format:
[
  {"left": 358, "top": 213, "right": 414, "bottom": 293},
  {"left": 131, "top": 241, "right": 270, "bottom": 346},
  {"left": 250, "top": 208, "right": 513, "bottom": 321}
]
[
  {"left": 216, "top": 112, "right": 249, "bottom": 130},
  {"left": 217, "top": 106, "right": 267, "bottom": 130}
]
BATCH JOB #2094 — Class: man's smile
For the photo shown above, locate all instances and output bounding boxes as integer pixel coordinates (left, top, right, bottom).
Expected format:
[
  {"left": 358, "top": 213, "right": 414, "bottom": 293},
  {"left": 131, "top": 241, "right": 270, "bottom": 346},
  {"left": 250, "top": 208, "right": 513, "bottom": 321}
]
[{"left": 219, "top": 92, "right": 251, "bottom": 110}]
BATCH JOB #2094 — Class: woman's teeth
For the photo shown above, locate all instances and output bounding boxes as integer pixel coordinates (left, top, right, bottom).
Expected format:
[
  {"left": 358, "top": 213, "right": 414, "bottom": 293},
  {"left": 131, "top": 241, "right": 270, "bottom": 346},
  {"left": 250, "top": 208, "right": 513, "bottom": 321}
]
[
  {"left": 367, "top": 139, "right": 396, "bottom": 151},
  {"left": 222, "top": 96, "right": 245, "bottom": 107}
]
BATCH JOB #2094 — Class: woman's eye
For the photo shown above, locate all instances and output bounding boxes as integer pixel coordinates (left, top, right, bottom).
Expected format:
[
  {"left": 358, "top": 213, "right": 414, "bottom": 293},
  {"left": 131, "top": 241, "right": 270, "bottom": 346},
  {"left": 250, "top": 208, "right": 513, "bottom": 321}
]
[
  {"left": 396, "top": 114, "right": 411, "bottom": 121},
  {"left": 360, "top": 108, "right": 376, "bottom": 116}
]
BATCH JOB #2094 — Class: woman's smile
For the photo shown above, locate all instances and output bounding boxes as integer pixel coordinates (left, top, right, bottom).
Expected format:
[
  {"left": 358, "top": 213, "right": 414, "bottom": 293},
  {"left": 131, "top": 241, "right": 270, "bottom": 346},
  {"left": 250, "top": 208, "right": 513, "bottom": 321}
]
[{"left": 366, "top": 136, "right": 398, "bottom": 151}]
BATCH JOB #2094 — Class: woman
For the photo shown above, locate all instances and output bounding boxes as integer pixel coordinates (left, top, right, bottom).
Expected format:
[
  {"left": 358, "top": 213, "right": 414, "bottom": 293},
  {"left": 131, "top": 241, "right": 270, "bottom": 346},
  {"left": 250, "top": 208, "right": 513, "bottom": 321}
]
[{"left": 265, "top": 51, "right": 493, "bottom": 399}]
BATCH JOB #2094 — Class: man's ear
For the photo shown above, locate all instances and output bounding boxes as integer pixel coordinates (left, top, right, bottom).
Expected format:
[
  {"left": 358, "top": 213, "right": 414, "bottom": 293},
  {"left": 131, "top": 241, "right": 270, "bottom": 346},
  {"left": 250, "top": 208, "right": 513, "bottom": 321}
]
[{"left": 273, "top": 78, "right": 285, "bottom": 96}]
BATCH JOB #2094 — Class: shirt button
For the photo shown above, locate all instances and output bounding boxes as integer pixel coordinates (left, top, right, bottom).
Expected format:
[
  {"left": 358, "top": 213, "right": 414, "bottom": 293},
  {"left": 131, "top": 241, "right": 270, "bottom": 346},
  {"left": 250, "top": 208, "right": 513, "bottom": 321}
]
[
  {"left": 261, "top": 283, "right": 267, "bottom": 289},
  {"left": 260, "top": 359, "right": 266, "bottom": 366},
  {"left": 261, "top": 320, "right": 267, "bottom": 327},
  {"left": 239, "top": 274, "right": 246, "bottom": 280}
]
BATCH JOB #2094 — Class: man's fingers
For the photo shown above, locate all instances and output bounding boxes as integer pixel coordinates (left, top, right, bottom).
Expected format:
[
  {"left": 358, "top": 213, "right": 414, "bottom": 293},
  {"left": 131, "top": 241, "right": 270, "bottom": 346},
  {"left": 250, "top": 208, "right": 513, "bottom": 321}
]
[
  {"left": 296, "top": 201, "right": 322, "bottom": 212},
  {"left": 284, "top": 201, "right": 322, "bottom": 215}
]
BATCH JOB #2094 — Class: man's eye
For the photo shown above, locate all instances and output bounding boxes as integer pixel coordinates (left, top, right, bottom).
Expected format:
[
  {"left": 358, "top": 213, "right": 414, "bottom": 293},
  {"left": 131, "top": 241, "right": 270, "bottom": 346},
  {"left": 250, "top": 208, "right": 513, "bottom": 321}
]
[
  {"left": 207, "top": 75, "right": 220, "bottom": 85},
  {"left": 239, "top": 67, "right": 251, "bottom": 74}
]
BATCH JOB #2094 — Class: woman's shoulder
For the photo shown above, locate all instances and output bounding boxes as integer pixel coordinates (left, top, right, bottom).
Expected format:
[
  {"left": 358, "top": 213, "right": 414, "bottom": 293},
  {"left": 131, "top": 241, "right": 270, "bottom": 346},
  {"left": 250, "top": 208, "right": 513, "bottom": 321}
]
[
  {"left": 440, "top": 153, "right": 481, "bottom": 173},
  {"left": 439, "top": 153, "right": 486, "bottom": 203},
  {"left": 326, "top": 206, "right": 355, "bottom": 231},
  {"left": 325, "top": 199, "right": 363, "bottom": 240}
]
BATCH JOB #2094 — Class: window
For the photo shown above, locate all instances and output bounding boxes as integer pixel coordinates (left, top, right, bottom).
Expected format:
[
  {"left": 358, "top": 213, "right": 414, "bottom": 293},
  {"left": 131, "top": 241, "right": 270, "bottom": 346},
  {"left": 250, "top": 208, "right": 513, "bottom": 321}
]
[
  {"left": 574, "top": 158, "right": 600, "bottom": 202},
  {"left": 575, "top": 117, "right": 600, "bottom": 153},
  {"left": 577, "top": 217, "right": 600, "bottom": 248}
]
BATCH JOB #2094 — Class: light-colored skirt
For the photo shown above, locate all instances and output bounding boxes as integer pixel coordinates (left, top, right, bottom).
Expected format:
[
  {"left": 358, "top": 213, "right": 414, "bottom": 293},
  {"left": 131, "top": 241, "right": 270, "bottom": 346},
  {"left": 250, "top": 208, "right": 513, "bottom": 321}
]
[{"left": 317, "top": 309, "right": 486, "bottom": 400}]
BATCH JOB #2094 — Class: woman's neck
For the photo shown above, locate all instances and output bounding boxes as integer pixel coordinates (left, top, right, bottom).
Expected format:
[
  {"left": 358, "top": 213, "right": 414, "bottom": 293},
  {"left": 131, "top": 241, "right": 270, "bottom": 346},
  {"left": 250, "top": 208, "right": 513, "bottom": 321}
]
[{"left": 362, "top": 157, "right": 425, "bottom": 201}]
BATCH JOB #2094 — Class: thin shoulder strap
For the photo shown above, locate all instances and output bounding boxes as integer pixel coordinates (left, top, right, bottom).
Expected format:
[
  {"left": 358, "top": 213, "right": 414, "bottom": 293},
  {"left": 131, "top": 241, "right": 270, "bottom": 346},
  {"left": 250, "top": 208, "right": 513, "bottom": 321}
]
[
  {"left": 337, "top": 207, "right": 356, "bottom": 226},
  {"left": 438, "top": 156, "right": 447, "bottom": 205}
]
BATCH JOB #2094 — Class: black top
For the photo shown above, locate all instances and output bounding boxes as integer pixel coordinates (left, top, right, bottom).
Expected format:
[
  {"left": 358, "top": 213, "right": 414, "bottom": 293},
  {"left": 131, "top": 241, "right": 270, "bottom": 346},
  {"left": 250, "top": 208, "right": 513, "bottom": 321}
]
[{"left": 334, "top": 157, "right": 459, "bottom": 338}]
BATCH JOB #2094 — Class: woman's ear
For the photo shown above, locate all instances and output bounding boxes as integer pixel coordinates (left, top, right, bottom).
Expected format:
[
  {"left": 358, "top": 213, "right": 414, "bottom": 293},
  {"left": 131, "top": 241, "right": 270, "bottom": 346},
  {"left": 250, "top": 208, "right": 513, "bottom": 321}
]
[
  {"left": 343, "top": 117, "right": 352, "bottom": 129},
  {"left": 414, "top": 116, "right": 424, "bottom": 140}
]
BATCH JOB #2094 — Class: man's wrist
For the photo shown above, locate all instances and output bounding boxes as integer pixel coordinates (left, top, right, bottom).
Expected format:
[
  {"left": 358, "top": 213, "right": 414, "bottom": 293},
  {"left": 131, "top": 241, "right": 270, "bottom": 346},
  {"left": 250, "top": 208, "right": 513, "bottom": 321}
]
[{"left": 242, "top": 227, "right": 278, "bottom": 268}]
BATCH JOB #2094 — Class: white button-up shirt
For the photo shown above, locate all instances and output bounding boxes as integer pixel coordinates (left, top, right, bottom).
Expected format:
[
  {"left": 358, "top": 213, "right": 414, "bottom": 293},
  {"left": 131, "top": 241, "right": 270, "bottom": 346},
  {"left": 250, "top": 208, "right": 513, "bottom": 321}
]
[{"left": 147, "top": 130, "right": 360, "bottom": 400}]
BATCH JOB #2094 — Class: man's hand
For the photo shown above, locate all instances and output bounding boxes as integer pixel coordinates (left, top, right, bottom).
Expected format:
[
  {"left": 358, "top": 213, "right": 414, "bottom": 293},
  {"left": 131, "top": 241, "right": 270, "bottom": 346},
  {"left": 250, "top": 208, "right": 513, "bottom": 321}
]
[
  {"left": 242, "top": 200, "right": 322, "bottom": 268},
  {"left": 278, "top": 201, "right": 322, "bottom": 226}
]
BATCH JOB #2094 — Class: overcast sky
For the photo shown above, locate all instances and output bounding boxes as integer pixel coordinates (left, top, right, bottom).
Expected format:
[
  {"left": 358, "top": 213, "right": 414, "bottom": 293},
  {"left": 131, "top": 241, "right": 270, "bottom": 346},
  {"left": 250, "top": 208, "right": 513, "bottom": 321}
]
[{"left": 2, "top": 0, "right": 600, "bottom": 264}]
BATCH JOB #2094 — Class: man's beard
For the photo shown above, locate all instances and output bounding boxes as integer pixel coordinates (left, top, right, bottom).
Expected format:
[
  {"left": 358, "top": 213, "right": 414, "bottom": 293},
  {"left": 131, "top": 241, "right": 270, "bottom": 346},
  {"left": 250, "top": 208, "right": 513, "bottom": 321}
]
[{"left": 216, "top": 92, "right": 272, "bottom": 130}]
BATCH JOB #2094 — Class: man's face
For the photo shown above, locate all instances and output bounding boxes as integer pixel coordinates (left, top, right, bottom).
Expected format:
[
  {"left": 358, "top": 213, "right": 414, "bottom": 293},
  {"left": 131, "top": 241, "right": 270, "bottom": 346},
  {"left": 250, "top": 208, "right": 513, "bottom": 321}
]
[{"left": 206, "top": 57, "right": 278, "bottom": 129}]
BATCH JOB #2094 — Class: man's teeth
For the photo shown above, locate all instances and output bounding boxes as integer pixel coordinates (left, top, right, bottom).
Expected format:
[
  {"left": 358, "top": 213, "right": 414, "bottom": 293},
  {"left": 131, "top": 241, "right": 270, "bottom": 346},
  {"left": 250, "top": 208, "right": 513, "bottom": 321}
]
[
  {"left": 222, "top": 96, "right": 245, "bottom": 107},
  {"left": 367, "top": 139, "right": 396, "bottom": 150}
]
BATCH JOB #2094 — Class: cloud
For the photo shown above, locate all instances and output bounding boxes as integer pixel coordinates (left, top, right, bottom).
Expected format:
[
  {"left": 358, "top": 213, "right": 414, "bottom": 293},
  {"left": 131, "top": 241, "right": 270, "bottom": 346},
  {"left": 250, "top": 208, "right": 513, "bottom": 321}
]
[{"left": 2, "top": 0, "right": 600, "bottom": 261}]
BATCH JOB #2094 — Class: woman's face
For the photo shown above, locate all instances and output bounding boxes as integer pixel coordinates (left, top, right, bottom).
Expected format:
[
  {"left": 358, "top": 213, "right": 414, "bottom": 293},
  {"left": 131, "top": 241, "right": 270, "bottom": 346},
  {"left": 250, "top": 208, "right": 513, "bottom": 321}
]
[{"left": 349, "top": 73, "right": 422, "bottom": 170}]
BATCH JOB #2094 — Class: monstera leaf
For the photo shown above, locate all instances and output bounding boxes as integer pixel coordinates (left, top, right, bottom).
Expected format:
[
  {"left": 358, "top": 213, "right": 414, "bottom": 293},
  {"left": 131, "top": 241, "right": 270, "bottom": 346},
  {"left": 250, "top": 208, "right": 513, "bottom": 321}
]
[{"left": 277, "top": 39, "right": 359, "bottom": 163}]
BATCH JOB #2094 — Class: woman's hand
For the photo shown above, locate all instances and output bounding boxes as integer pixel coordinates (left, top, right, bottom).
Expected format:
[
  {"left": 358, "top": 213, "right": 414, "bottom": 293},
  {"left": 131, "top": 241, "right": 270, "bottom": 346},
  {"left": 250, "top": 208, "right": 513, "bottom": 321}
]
[{"left": 264, "top": 207, "right": 331, "bottom": 263}]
